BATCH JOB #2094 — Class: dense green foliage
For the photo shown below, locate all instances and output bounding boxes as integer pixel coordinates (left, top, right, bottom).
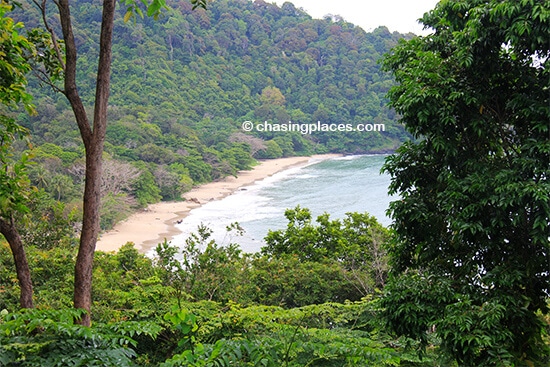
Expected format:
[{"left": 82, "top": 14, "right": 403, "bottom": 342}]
[
  {"left": 264, "top": 206, "right": 389, "bottom": 294},
  {"left": 0, "top": 2, "right": 34, "bottom": 113},
  {"left": 0, "top": 214, "right": 440, "bottom": 366},
  {"left": 0, "top": 308, "right": 161, "bottom": 366},
  {"left": 153, "top": 207, "right": 388, "bottom": 308},
  {"left": 0, "top": 1, "right": 35, "bottom": 223},
  {"left": 0, "top": 0, "right": 39, "bottom": 309},
  {"left": 381, "top": 0, "right": 550, "bottom": 365}
]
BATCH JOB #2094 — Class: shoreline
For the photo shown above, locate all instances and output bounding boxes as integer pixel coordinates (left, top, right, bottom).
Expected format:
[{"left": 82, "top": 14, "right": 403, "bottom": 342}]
[{"left": 95, "top": 154, "right": 340, "bottom": 253}]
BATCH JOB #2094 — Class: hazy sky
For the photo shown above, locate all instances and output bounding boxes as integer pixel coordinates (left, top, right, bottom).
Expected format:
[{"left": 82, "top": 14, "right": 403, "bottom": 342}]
[{"left": 272, "top": 0, "right": 440, "bottom": 35}]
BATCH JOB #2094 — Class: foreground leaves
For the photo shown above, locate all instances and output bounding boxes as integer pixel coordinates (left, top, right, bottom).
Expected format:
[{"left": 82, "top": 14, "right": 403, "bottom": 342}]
[{"left": 0, "top": 308, "right": 161, "bottom": 366}]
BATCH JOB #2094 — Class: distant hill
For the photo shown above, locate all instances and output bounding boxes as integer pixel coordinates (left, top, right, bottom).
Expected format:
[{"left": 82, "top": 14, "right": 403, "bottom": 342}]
[
  {"left": 12, "top": 0, "right": 413, "bottom": 228},
  {"left": 18, "top": 0, "right": 410, "bottom": 152}
]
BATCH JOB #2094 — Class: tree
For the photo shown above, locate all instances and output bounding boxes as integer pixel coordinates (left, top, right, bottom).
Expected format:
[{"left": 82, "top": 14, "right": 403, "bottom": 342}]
[
  {"left": 69, "top": 158, "right": 141, "bottom": 198},
  {"left": 381, "top": 0, "right": 549, "bottom": 365},
  {"left": 228, "top": 132, "right": 267, "bottom": 158},
  {"left": 32, "top": 0, "right": 206, "bottom": 326},
  {"left": 0, "top": 2, "right": 35, "bottom": 309},
  {"left": 264, "top": 206, "right": 390, "bottom": 294}
]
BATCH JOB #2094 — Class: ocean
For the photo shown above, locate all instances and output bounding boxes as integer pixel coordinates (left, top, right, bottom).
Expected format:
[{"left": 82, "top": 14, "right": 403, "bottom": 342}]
[{"left": 168, "top": 154, "right": 396, "bottom": 254}]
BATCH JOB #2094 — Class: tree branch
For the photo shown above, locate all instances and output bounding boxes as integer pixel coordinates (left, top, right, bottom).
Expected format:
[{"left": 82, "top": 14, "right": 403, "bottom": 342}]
[
  {"left": 56, "top": 0, "right": 92, "bottom": 143},
  {"left": 32, "top": 68, "right": 64, "bottom": 93},
  {"left": 33, "top": 0, "right": 65, "bottom": 71}
]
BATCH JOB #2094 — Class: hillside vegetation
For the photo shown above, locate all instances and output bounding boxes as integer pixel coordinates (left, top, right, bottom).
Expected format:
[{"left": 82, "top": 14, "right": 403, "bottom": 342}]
[{"left": 12, "top": 0, "right": 410, "bottom": 229}]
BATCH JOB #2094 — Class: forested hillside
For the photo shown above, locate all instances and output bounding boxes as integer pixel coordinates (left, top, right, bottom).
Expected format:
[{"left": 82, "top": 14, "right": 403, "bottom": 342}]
[
  {"left": 22, "top": 0, "right": 408, "bottom": 153},
  {"left": 10, "top": 0, "right": 410, "bottom": 229}
]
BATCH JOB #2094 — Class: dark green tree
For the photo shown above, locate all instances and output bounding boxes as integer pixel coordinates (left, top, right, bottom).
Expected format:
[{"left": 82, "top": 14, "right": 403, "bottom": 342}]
[
  {"left": 0, "top": 2, "right": 35, "bottom": 309},
  {"left": 264, "top": 206, "right": 390, "bottom": 294},
  {"left": 381, "top": 0, "right": 549, "bottom": 365}
]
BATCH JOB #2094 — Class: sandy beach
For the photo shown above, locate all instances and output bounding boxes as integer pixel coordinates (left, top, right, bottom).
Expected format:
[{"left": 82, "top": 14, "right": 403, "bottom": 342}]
[{"left": 95, "top": 154, "right": 339, "bottom": 253}]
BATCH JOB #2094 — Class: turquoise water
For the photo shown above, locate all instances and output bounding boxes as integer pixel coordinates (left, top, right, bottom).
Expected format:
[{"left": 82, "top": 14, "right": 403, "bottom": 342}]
[{"left": 169, "top": 155, "right": 396, "bottom": 253}]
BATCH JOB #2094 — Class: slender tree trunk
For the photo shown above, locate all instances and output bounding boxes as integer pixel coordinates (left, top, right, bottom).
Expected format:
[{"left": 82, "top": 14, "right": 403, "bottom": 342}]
[
  {"left": 57, "top": 0, "right": 116, "bottom": 326},
  {"left": 0, "top": 217, "right": 33, "bottom": 308},
  {"left": 73, "top": 144, "right": 103, "bottom": 326}
]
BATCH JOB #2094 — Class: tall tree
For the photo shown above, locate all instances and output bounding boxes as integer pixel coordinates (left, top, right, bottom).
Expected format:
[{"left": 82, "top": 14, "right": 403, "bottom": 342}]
[
  {"left": 33, "top": 0, "right": 206, "bottom": 326},
  {"left": 380, "top": 0, "right": 549, "bottom": 365},
  {"left": 0, "top": 2, "right": 35, "bottom": 308}
]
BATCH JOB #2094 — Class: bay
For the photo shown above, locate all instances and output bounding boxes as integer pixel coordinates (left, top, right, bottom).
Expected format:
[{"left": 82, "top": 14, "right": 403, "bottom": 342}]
[{"left": 169, "top": 154, "right": 396, "bottom": 254}]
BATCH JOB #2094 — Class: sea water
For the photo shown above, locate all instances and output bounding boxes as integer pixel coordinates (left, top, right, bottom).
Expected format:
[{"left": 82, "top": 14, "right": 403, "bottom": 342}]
[{"left": 168, "top": 154, "right": 397, "bottom": 254}]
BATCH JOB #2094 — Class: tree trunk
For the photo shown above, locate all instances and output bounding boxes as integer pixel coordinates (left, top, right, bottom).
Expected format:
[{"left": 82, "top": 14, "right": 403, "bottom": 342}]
[
  {"left": 73, "top": 143, "right": 104, "bottom": 326},
  {"left": 0, "top": 217, "right": 33, "bottom": 308},
  {"left": 57, "top": 0, "right": 116, "bottom": 326}
]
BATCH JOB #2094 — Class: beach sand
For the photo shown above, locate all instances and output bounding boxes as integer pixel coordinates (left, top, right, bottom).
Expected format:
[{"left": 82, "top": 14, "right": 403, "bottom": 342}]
[{"left": 95, "top": 155, "right": 339, "bottom": 253}]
